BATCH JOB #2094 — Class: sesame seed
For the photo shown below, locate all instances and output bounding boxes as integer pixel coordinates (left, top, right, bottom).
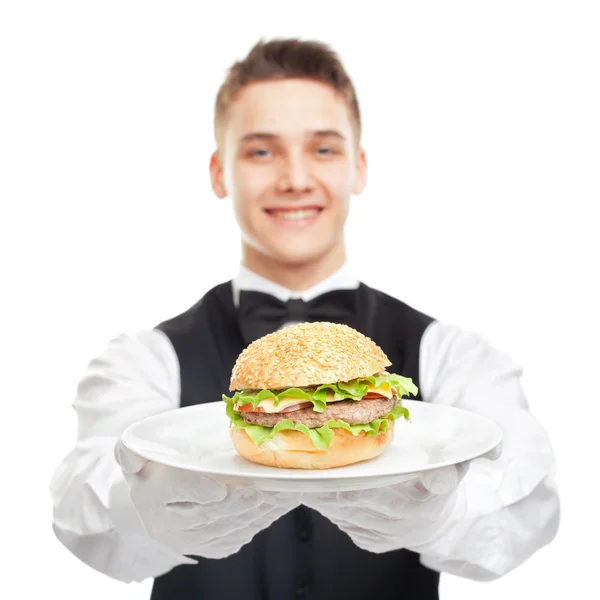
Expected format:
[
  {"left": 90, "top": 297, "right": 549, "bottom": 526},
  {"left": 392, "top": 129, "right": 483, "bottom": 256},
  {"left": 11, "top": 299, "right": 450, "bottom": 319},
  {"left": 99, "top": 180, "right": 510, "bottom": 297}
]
[{"left": 229, "top": 322, "right": 391, "bottom": 391}]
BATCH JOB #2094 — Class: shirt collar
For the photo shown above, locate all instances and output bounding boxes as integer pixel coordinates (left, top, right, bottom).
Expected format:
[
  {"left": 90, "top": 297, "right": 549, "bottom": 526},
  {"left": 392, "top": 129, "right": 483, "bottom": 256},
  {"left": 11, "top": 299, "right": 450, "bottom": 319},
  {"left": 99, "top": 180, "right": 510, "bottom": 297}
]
[{"left": 231, "top": 262, "right": 360, "bottom": 307}]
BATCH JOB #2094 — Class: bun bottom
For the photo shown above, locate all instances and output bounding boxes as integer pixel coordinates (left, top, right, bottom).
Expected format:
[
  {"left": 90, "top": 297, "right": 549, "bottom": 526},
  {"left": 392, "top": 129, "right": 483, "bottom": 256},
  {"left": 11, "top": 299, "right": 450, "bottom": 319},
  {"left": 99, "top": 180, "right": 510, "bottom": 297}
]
[{"left": 230, "top": 422, "right": 394, "bottom": 470}]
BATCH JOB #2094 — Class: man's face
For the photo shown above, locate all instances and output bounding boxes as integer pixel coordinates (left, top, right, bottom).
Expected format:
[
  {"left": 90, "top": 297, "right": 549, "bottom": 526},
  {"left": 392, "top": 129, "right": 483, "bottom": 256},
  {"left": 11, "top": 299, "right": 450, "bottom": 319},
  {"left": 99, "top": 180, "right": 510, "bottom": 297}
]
[{"left": 211, "top": 79, "right": 366, "bottom": 267}]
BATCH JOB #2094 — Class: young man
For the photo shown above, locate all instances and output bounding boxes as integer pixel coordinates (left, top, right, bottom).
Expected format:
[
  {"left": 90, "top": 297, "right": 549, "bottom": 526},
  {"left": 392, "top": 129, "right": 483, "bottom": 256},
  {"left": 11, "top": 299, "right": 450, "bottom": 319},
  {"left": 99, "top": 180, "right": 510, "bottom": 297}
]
[{"left": 50, "top": 38, "right": 560, "bottom": 599}]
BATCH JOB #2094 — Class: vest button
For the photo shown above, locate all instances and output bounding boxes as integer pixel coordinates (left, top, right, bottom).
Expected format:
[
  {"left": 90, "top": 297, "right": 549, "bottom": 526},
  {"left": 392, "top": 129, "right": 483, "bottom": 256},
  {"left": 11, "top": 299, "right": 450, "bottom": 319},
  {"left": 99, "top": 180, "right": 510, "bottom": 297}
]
[{"left": 298, "top": 529, "right": 311, "bottom": 542}]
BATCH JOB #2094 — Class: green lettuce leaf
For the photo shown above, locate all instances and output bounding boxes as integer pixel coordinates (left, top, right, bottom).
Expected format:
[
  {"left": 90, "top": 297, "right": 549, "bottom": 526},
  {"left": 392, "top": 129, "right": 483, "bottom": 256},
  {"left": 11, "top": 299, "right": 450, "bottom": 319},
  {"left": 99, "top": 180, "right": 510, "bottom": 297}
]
[
  {"left": 223, "top": 394, "right": 411, "bottom": 451},
  {"left": 224, "top": 372, "right": 418, "bottom": 414}
]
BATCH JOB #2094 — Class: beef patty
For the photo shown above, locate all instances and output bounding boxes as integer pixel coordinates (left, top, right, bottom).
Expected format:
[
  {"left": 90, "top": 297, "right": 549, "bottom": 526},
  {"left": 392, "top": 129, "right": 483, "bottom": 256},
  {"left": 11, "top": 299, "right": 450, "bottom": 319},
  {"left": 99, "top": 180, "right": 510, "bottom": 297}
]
[{"left": 241, "top": 396, "right": 397, "bottom": 428}]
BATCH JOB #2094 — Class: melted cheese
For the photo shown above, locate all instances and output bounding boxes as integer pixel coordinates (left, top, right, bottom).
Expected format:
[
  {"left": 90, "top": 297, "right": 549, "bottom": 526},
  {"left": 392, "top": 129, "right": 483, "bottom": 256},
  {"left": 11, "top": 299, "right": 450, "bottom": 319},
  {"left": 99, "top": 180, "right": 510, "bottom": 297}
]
[
  {"left": 367, "top": 384, "right": 394, "bottom": 398},
  {"left": 253, "top": 385, "right": 394, "bottom": 414},
  {"left": 254, "top": 397, "right": 308, "bottom": 413}
]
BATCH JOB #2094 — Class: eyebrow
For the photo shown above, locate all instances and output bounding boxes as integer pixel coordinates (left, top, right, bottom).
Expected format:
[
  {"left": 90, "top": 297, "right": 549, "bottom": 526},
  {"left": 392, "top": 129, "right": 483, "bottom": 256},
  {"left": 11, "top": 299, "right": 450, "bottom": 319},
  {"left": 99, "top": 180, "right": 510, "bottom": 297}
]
[
  {"left": 312, "top": 129, "right": 346, "bottom": 141},
  {"left": 239, "top": 129, "right": 346, "bottom": 143}
]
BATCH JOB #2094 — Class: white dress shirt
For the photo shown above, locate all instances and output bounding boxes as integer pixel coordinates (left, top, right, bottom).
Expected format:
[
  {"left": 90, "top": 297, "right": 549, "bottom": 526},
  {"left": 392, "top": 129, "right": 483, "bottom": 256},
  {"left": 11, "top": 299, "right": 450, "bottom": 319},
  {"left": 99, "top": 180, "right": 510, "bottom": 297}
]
[
  {"left": 49, "top": 263, "right": 560, "bottom": 583},
  {"left": 231, "top": 263, "right": 360, "bottom": 307}
]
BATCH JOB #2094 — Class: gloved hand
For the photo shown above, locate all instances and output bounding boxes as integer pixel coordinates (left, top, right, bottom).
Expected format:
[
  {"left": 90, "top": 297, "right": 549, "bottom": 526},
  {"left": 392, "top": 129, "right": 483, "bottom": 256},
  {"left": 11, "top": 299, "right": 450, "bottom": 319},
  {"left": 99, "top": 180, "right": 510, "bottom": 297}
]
[
  {"left": 114, "top": 440, "right": 303, "bottom": 559},
  {"left": 303, "top": 462, "right": 471, "bottom": 554}
]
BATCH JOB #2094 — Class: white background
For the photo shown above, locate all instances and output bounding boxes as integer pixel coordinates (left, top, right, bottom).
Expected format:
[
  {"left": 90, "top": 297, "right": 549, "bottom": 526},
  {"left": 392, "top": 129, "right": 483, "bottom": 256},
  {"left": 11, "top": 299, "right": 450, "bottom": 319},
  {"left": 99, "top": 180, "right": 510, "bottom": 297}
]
[{"left": 1, "top": 1, "right": 598, "bottom": 598}]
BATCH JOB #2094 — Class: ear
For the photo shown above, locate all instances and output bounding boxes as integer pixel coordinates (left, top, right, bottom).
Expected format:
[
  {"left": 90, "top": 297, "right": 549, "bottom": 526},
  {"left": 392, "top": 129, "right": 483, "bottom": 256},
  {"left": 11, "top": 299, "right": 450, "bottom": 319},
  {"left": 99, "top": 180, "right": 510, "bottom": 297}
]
[
  {"left": 352, "top": 147, "right": 367, "bottom": 195},
  {"left": 209, "top": 151, "right": 227, "bottom": 198}
]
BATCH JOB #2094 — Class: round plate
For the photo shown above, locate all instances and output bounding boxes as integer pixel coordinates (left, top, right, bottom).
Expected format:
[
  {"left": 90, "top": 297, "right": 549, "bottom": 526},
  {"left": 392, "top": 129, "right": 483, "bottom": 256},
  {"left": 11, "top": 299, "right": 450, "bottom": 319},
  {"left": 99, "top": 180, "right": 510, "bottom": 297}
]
[{"left": 121, "top": 400, "right": 502, "bottom": 492}]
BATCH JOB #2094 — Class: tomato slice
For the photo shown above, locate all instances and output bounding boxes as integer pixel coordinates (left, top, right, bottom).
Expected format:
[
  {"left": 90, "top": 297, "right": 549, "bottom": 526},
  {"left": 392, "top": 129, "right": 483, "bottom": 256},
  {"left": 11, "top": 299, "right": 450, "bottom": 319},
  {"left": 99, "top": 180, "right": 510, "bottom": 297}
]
[
  {"left": 362, "top": 388, "right": 397, "bottom": 399},
  {"left": 236, "top": 403, "right": 265, "bottom": 413}
]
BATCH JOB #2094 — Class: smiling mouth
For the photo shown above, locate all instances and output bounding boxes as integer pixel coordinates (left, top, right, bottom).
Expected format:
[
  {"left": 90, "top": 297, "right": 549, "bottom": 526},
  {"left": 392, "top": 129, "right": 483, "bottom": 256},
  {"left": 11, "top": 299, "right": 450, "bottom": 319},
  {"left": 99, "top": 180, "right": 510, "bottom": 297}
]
[{"left": 264, "top": 207, "right": 323, "bottom": 226}]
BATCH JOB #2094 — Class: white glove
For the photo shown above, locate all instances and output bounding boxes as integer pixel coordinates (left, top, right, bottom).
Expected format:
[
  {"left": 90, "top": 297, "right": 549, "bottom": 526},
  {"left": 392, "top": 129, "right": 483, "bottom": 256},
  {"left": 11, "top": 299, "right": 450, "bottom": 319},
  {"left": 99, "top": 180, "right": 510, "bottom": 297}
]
[
  {"left": 303, "top": 462, "right": 470, "bottom": 554},
  {"left": 303, "top": 443, "right": 502, "bottom": 554},
  {"left": 114, "top": 440, "right": 302, "bottom": 559}
]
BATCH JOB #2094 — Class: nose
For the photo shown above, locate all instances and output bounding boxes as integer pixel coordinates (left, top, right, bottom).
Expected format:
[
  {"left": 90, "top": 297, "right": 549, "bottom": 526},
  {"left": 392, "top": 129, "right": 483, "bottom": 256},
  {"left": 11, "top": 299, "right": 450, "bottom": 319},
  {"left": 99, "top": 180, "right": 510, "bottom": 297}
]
[{"left": 276, "top": 151, "right": 314, "bottom": 194}]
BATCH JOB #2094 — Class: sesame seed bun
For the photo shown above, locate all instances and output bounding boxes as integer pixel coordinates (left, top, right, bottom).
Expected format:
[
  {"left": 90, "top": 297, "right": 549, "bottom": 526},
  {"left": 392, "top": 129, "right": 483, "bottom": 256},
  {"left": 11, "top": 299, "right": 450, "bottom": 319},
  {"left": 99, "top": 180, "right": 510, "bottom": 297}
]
[
  {"left": 229, "top": 421, "right": 395, "bottom": 470},
  {"left": 229, "top": 321, "right": 391, "bottom": 391}
]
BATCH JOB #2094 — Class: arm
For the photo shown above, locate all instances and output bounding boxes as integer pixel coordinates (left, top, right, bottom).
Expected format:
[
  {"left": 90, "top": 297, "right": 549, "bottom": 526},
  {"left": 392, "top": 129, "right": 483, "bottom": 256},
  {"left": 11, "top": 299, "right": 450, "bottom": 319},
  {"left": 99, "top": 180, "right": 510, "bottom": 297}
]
[
  {"left": 48, "top": 329, "right": 197, "bottom": 583},
  {"left": 414, "top": 321, "right": 560, "bottom": 580}
]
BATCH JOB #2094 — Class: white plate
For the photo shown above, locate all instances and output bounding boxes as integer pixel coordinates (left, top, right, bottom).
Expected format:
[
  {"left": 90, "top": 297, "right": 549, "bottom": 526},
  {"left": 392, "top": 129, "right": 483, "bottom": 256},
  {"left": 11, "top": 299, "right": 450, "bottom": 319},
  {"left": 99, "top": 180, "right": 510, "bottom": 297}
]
[{"left": 121, "top": 400, "right": 502, "bottom": 492}]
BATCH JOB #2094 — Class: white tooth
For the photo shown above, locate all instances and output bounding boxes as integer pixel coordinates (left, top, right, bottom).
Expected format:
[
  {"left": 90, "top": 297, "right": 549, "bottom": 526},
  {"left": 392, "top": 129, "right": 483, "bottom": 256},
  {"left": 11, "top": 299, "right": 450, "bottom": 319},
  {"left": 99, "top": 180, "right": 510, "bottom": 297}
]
[{"left": 272, "top": 209, "right": 319, "bottom": 221}]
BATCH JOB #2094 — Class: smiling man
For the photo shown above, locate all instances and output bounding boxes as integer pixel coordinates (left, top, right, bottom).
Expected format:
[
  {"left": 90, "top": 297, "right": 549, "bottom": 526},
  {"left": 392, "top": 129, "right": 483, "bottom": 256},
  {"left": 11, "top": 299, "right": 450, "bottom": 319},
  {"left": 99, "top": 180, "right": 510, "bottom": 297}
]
[{"left": 50, "top": 38, "right": 560, "bottom": 600}]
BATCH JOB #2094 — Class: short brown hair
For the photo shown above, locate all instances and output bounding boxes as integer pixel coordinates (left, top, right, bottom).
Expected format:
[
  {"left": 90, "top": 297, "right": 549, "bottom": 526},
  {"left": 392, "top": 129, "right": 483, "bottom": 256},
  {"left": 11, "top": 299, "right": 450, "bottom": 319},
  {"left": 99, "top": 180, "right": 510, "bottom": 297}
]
[{"left": 214, "top": 37, "right": 361, "bottom": 148}]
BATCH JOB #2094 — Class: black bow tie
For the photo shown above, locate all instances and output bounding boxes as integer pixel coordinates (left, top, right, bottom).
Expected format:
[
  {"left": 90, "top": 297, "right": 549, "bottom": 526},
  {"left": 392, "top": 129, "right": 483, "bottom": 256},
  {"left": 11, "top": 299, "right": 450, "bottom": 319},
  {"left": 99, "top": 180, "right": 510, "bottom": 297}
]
[{"left": 237, "top": 288, "right": 357, "bottom": 345}]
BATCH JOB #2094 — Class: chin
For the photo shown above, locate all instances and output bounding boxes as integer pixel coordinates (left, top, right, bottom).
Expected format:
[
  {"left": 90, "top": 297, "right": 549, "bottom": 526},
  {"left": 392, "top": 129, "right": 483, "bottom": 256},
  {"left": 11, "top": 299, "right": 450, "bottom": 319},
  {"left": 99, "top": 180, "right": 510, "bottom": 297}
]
[
  {"left": 271, "top": 247, "right": 332, "bottom": 266},
  {"left": 262, "top": 235, "right": 342, "bottom": 267}
]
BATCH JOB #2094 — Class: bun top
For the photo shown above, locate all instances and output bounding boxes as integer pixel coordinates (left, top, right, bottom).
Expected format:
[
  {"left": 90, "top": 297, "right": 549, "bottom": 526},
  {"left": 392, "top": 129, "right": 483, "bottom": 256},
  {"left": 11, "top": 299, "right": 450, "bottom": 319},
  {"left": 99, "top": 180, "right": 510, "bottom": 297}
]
[{"left": 229, "top": 321, "right": 391, "bottom": 391}]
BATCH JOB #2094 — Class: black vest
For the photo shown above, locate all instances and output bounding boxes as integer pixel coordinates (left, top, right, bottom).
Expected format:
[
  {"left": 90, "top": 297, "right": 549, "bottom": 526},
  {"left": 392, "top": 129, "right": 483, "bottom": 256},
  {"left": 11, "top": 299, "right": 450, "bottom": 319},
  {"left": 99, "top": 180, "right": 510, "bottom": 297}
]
[{"left": 152, "top": 281, "right": 438, "bottom": 600}]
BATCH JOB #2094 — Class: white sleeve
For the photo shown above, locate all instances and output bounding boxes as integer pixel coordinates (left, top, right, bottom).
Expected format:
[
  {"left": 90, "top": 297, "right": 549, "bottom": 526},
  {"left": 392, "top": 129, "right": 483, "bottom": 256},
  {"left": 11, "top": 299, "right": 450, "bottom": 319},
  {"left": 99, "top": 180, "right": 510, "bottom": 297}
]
[
  {"left": 415, "top": 321, "right": 560, "bottom": 580},
  {"left": 48, "top": 329, "right": 197, "bottom": 583}
]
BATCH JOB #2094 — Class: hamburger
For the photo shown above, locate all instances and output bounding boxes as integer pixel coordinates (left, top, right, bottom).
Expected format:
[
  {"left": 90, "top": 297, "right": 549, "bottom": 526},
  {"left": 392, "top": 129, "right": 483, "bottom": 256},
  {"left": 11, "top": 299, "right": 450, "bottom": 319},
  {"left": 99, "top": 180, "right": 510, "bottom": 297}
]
[{"left": 222, "top": 321, "right": 417, "bottom": 469}]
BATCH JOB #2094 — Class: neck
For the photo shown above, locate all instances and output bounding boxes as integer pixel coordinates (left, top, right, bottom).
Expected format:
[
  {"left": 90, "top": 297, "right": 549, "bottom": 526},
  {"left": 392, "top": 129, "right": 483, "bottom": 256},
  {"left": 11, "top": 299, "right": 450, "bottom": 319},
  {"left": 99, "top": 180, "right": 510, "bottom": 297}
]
[{"left": 241, "top": 240, "right": 346, "bottom": 291}]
